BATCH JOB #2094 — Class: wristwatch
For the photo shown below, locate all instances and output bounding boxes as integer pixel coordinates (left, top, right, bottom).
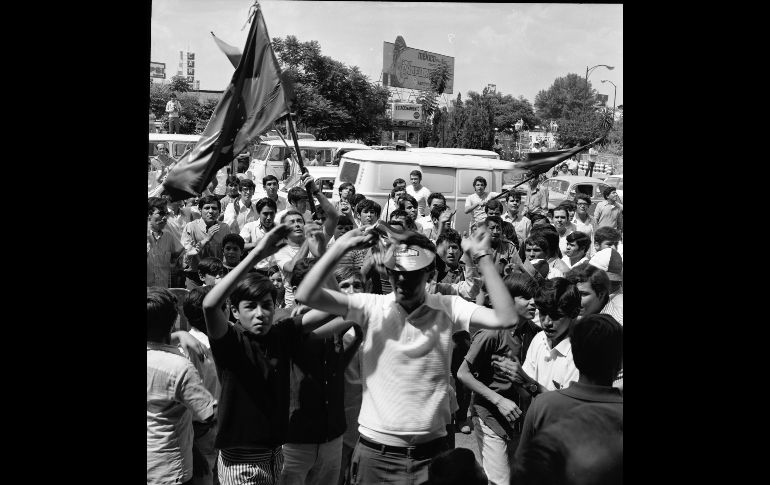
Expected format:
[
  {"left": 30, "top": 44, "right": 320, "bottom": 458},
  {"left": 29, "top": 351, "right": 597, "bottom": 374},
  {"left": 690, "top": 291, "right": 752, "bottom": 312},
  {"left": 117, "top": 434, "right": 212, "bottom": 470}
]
[{"left": 524, "top": 383, "right": 540, "bottom": 396}]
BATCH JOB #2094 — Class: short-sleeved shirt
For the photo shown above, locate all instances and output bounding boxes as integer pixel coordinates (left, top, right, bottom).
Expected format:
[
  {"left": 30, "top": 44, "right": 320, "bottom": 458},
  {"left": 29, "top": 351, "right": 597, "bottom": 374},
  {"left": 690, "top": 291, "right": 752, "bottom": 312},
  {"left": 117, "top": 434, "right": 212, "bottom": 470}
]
[
  {"left": 522, "top": 334, "right": 579, "bottom": 391},
  {"left": 406, "top": 185, "right": 432, "bottom": 217},
  {"left": 571, "top": 215, "right": 597, "bottom": 257},
  {"left": 147, "top": 228, "right": 183, "bottom": 287},
  {"left": 518, "top": 382, "right": 623, "bottom": 454},
  {"left": 147, "top": 343, "right": 216, "bottom": 485},
  {"left": 223, "top": 199, "right": 259, "bottom": 234},
  {"left": 521, "top": 187, "right": 548, "bottom": 216},
  {"left": 464, "top": 321, "right": 542, "bottom": 439},
  {"left": 239, "top": 221, "right": 276, "bottom": 271},
  {"left": 503, "top": 213, "right": 532, "bottom": 244},
  {"left": 180, "top": 219, "right": 231, "bottom": 273},
  {"left": 465, "top": 192, "right": 500, "bottom": 226},
  {"left": 209, "top": 317, "right": 303, "bottom": 450},
  {"left": 345, "top": 292, "right": 479, "bottom": 445},
  {"left": 594, "top": 201, "right": 623, "bottom": 230}
]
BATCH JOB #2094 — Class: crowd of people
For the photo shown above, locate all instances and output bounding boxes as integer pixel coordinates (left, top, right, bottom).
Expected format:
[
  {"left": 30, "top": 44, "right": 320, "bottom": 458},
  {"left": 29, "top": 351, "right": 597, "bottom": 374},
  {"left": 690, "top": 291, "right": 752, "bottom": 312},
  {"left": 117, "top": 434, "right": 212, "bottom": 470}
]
[{"left": 147, "top": 166, "right": 624, "bottom": 485}]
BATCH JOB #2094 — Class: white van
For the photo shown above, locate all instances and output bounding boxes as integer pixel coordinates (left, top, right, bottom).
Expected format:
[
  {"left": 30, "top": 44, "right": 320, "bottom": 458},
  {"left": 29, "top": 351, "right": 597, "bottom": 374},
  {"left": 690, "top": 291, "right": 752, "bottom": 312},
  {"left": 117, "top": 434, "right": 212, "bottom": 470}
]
[
  {"left": 333, "top": 150, "right": 521, "bottom": 231},
  {"left": 407, "top": 147, "right": 501, "bottom": 160},
  {"left": 247, "top": 140, "right": 369, "bottom": 181}
]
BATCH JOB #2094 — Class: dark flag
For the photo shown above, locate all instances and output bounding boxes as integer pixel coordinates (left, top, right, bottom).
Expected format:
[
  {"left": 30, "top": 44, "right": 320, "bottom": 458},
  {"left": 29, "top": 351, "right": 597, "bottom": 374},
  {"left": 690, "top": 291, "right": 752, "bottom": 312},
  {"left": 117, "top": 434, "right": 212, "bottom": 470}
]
[
  {"left": 211, "top": 31, "right": 242, "bottom": 69},
  {"left": 163, "top": 6, "right": 289, "bottom": 200},
  {"left": 507, "top": 134, "right": 607, "bottom": 180}
]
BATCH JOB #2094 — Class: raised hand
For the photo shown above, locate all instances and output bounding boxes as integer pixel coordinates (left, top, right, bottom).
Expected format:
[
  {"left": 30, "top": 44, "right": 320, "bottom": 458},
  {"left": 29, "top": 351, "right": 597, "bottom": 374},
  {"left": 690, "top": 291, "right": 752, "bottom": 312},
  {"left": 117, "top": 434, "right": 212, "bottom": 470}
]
[{"left": 254, "top": 222, "right": 292, "bottom": 257}]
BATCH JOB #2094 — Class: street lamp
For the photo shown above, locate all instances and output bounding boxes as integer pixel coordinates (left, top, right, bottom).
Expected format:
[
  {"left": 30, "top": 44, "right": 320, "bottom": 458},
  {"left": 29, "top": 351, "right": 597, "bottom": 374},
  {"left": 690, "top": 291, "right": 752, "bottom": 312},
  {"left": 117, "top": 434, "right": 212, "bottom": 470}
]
[
  {"left": 585, "top": 64, "right": 614, "bottom": 105},
  {"left": 601, "top": 79, "right": 617, "bottom": 119}
]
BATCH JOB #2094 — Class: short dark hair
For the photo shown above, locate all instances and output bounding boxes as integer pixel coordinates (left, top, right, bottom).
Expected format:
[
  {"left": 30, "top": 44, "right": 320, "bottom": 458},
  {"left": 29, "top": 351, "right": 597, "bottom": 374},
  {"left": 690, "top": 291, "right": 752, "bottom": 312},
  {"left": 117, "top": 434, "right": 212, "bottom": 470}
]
[
  {"left": 484, "top": 199, "right": 504, "bottom": 214},
  {"left": 147, "top": 287, "right": 178, "bottom": 341},
  {"left": 436, "top": 228, "right": 462, "bottom": 248},
  {"left": 198, "top": 257, "right": 225, "bottom": 277},
  {"left": 356, "top": 199, "right": 381, "bottom": 217},
  {"left": 430, "top": 204, "right": 448, "bottom": 221},
  {"left": 338, "top": 182, "right": 355, "bottom": 196},
  {"left": 427, "top": 192, "right": 446, "bottom": 206},
  {"left": 335, "top": 266, "right": 362, "bottom": 283},
  {"left": 183, "top": 285, "right": 214, "bottom": 333},
  {"left": 229, "top": 273, "right": 276, "bottom": 309},
  {"left": 283, "top": 209, "right": 305, "bottom": 223},
  {"left": 504, "top": 271, "right": 540, "bottom": 300},
  {"left": 485, "top": 215, "right": 504, "bottom": 228},
  {"left": 565, "top": 262, "right": 610, "bottom": 304},
  {"left": 594, "top": 226, "right": 621, "bottom": 246},
  {"left": 602, "top": 186, "right": 617, "bottom": 199},
  {"left": 351, "top": 194, "right": 366, "bottom": 207},
  {"left": 287, "top": 187, "right": 309, "bottom": 205},
  {"left": 198, "top": 194, "right": 221, "bottom": 210},
  {"left": 409, "top": 170, "right": 423, "bottom": 180},
  {"left": 530, "top": 225, "right": 560, "bottom": 258},
  {"left": 552, "top": 206, "right": 569, "bottom": 217},
  {"left": 535, "top": 277, "right": 581, "bottom": 319},
  {"left": 226, "top": 175, "right": 240, "bottom": 186},
  {"left": 528, "top": 213, "right": 549, "bottom": 226},
  {"left": 574, "top": 193, "right": 591, "bottom": 206},
  {"left": 392, "top": 178, "right": 406, "bottom": 188},
  {"left": 222, "top": 233, "right": 245, "bottom": 251},
  {"left": 570, "top": 314, "right": 623, "bottom": 383},
  {"left": 255, "top": 197, "right": 278, "bottom": 213},
  {"left": 336, "top": 214, "right": 355, "bottom": 227},
  {"left": 524, "top": 234, "right": 550, "bottom": 254},
  {"left": 565, "top": 231, "right": 591, "bottom": 253},
  {"left": 262, "top": 175, "right": 279, "bottom": 186},
  {"left": 558, "top": 200, "right": 576, "bottom": 213},
  {"left": 389, "top": 209, "right": 414, "bottom": 229},
  {"left": 472, "top": 176, "right": 487, "bottom": 187},
  {"left": 506, "top": 191, "right": 522, "bottom": 203},
  {"left": 239, "top": 178, "right": 256, "bottom": 191},
  {"left": 290, "top": 258, "right": 317, "bottom": 287},
  {"left": 147, "top": 197, "right": 168, "bottom": 217},
  {"left": 398, "top": 194, "right": 418, "bottom": 213},
  {"left": 267, "top": 265, "right": 282, "bottom": 278}
]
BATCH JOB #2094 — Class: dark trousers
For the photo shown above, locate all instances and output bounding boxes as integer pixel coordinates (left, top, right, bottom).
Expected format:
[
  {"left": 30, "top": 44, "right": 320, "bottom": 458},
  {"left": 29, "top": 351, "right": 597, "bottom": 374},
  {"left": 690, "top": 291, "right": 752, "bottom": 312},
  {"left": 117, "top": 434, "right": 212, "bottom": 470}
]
[
  {"left": 350, "top": 437, "right": 451, "bottom": 485},
  {"left": 169, "top": 117, "right": 181, "bottom": 134},
  {"left": 451, "top": 331, "right": 472, "bottom": 425}
]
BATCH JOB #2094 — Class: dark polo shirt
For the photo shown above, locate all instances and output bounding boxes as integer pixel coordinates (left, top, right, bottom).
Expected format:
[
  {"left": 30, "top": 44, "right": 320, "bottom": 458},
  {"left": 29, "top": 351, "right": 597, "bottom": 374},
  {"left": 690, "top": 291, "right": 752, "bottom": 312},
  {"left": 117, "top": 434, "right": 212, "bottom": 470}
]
[{"left": 518, "top": 381, "right": 623, "bottom": 455}]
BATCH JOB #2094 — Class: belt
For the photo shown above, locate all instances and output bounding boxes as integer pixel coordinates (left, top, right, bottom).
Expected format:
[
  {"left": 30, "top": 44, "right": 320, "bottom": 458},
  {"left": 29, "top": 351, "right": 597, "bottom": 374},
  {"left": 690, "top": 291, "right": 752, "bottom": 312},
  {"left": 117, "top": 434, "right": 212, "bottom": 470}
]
[{"left": 358, "top": 435, "right": 447, "bottom": 459}]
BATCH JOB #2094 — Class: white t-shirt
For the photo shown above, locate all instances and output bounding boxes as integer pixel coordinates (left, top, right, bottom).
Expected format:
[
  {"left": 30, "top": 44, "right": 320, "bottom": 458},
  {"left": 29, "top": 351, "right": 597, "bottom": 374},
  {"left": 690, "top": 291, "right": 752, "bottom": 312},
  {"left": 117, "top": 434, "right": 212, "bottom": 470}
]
[
  {"left": 406, "top": 185, "right": 432, "bottom": 217},
  {"left": 345, "top": 292, "right": 479, "bottom": 445},
  {"left": 274, "top": 243, "right": 314, "bottom": 307},
  {"left": 239, "top": 221, "right": 276, "bottom": 270},
  {"left": 465, "top": 192, "right": 500, "bottom": 227},
  {"left": 522, "top": 333, "right": 579, "bottom": 391}
]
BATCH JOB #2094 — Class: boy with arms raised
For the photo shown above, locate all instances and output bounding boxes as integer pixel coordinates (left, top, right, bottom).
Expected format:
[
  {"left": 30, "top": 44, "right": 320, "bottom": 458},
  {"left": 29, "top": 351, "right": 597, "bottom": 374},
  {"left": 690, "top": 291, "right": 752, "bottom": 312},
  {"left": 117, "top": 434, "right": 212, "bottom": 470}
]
[
  {"left": 295, "top": 223, "right": 523, "bottom": 484},
  {"left": 202, "top": 223, "right": 359, "bottom": 485}
]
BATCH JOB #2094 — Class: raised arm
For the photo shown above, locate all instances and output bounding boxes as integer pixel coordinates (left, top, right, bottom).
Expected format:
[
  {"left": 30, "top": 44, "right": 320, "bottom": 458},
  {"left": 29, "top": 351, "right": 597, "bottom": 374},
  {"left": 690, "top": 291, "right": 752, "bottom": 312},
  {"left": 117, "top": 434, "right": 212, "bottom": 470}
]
[
  {"left": 295, "top": 227, "right": 377, "bottom": 315},
  {"left": 462, "top": 228, "right": 519, "bottom": 329},
  {"left": 202, "top": 223, "right": 292, "bottom": 339}
]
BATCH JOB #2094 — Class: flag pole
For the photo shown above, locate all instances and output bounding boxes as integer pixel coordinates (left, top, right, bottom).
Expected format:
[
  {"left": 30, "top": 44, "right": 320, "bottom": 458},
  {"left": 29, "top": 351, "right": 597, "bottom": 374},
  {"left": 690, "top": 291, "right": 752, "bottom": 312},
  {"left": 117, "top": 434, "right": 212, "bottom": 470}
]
[{"left": 284, "top": 112, "right": 317, "bottom": 213}]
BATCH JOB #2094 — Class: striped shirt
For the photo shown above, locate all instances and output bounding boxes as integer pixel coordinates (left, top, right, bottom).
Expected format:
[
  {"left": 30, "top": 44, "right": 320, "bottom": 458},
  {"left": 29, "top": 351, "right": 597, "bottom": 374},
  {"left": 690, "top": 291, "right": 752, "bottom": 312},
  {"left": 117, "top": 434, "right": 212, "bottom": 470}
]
[{"left": 345, "top": 292, "right": 479, "bottom": 445}]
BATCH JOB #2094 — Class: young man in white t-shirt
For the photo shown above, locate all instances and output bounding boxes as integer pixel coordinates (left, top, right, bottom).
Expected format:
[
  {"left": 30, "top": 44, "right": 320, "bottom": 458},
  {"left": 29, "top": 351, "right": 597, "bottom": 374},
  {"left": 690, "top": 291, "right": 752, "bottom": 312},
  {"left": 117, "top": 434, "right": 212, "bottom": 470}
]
[
  {"left": 295, "top": 224, "right": 522, "bottom": 484},
  {"left": 406, "top": 169, "right": 432, "bottom": 217},
  {"left": 464, "top": 176, "right": 499, "bottom": 230}
]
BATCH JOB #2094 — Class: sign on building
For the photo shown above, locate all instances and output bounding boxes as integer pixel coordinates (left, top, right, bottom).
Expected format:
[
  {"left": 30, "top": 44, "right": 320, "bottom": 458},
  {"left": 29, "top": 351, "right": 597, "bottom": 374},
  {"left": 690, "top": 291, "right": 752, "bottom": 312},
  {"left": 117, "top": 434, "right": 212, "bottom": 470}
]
[
  {"left": 187, "top": 68, "right": 195, "bottom": 76},
  {"left": 150, "top": 62, "right": 166, "bottom": 79},
  {"left": 597, "top": 94, "right": 609, "bottom": 106},
  {"left": 382, "top": 37, "right": 455, "bottom": 93},
  {"left": 390, "top": 102, "right": 422, "bottom": 122}
]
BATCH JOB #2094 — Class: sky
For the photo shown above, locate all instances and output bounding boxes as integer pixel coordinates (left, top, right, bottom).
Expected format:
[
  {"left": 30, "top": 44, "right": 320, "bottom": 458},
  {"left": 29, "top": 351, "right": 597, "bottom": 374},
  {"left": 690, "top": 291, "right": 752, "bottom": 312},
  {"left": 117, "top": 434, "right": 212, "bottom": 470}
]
[{"left": 150, "top": 1, "right": 622, "bottom": 109}]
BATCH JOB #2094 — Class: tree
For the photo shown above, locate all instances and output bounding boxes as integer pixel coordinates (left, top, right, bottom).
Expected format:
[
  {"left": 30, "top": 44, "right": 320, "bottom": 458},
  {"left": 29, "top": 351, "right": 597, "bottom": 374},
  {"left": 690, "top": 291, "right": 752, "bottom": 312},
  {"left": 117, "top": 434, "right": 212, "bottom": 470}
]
[
  {"left": 271, "top": 35, "right": 389, "bottom": 141},
  {"left": 169, "top": 75, "right": 191, "bottom": 93},
  {"left": 534, "top": 73, "right": 596, "bottom": 120}
]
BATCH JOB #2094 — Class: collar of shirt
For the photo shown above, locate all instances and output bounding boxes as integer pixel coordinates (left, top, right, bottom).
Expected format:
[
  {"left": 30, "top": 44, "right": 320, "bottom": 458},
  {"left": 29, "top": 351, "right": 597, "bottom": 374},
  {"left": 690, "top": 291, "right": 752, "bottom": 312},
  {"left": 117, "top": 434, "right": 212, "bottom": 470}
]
[
  {"left": 559, "top": 381, "right": 623, "bottom": 403},
  {"left": 146, "top": 341, "right": 185, "bottom": 357},
  {"left": 544, "top": 336, "right": 572, "bottom": 361}
]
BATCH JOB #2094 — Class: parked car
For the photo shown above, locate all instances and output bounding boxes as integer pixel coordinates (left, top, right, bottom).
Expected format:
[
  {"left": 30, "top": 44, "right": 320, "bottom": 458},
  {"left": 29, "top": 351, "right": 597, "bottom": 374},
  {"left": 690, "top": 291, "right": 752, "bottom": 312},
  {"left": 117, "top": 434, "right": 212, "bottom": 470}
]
[
  {"left": 533, "top": 175, "right": 610, "bottom": 213},
  {"left": 247, "top": 140, "right": 368, "bottom": 181},
  {"left": 602, "top": 174, "right": 623, "bottom": 201}
]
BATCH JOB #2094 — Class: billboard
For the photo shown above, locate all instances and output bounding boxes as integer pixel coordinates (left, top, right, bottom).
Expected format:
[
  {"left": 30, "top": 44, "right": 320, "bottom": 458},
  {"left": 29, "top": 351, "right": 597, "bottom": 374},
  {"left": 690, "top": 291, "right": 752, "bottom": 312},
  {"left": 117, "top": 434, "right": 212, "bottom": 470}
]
[
  {"left": 382, "top": 37, "right": 454, "bottom": 93},
  {"left": 150, "top": 62, "right": 166, "bottom": 79},
  {"left": 597, "top": 94, "right": 609, "bottom": 106},
  {"left": 391, "top": 102, "right": 422, "bottom": 122}
]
